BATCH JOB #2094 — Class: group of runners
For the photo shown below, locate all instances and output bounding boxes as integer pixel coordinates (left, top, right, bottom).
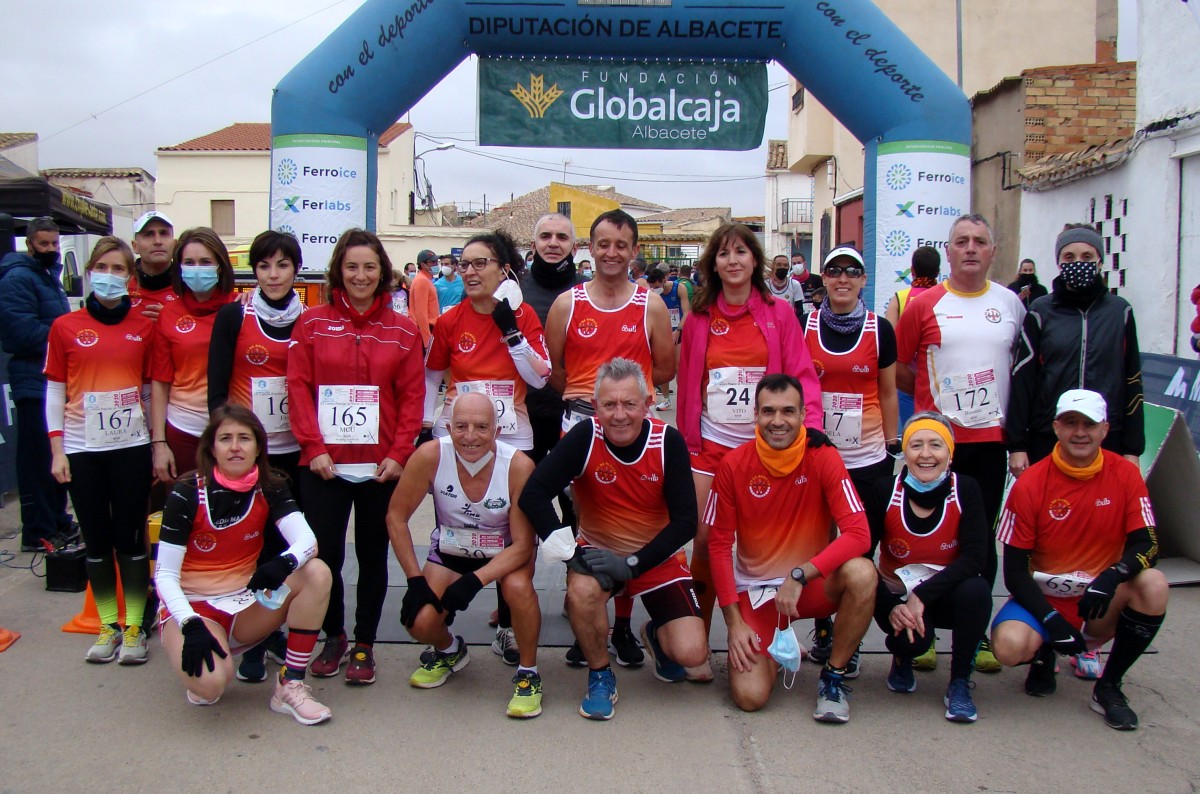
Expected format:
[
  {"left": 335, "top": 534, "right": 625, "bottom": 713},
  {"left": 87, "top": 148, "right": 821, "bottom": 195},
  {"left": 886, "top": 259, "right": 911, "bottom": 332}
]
[{"left": 30, "top": 204, "right": 1164, "bottom": 729}]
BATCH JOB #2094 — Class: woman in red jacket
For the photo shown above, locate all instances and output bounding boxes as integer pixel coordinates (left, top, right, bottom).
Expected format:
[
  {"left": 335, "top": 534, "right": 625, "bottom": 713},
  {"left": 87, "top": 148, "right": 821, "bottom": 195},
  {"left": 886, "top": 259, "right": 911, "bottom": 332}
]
[
  {"left": 676, "top": 223, "right": 823, "bottom": 680},
  {"left": 287, "top": 228, "right": 424, "bottom": 685}
]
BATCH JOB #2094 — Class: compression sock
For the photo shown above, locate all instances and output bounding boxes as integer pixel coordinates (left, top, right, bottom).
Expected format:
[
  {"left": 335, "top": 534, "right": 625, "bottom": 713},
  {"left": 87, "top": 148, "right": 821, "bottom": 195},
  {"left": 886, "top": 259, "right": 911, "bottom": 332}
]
[
  {"left": 614, "top": 595, "right": 634, "bottom": 630},
  {"left": 689, "top": 552, "right": 716, "bottom": 636},
  {"left": 284, "top": 627, "right": 320, "bottom": 680},
  {"left": 497, "top": 588, "right": 512, "bottom": 629},
  {"left": 86, "top": 552, "right": 120, "bottom": 626},
  {"left": 1100, "top": 607, "right": 1163, "bottom": 684},
  {"left": 115, "top": 551, "right": 150, "bottom": 628}
]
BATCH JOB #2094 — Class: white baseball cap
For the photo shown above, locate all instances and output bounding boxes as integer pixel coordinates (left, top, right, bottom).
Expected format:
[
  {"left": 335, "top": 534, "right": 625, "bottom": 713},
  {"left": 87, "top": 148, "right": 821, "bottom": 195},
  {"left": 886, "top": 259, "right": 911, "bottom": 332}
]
[
  {"left": 133, "top": 210, "right": 174, "bottom": 234},
  {"left": 822, "top": 246, "right": 865, "bottom": 271},
  {"left": 1055, "top": 389, "right": 1107, "bottom": 423}
]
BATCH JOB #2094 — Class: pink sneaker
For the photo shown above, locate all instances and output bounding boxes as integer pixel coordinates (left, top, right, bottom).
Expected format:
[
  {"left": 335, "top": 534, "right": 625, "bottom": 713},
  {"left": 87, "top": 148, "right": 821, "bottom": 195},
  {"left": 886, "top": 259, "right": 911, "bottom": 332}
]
[{"left": 270, "top": 677, "right": 332, "bottom": 725}]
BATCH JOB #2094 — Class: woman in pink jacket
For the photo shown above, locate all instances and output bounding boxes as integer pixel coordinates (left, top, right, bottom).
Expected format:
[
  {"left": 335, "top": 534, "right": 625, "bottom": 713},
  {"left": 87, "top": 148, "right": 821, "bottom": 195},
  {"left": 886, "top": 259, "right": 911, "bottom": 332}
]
[{"left": 676, "top": 223, "right": 822, "bottom": 679}]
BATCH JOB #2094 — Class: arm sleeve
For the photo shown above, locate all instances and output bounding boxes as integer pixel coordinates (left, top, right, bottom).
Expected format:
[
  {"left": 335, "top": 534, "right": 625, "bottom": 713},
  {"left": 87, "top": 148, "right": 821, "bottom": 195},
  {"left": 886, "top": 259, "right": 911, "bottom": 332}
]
[
  {"left": 1003, "top": 544, "right": 1056, "bottom": 621},
  {"left": 912, "top": 476, "right": 989, "bottom": 603},
  {"left": 1006, "top": 309, "right": 1043, "bottom": 452},
  {"left": 276, "top": 511, "right": 318, "bottom": 568},
  {"left": 876, "top": 317, "right": 897, "bottom": 369},
  {"left": 423, "top": 368, "right": 446, "bottom": 426},
  {"left": 513, "top": 306, "right": 551, "bottom": 389},
  {"left": 45, "top": 380, "right": 66, "bottom": 436},
  {"left": 0, "top": 271, "right": 51, "bottom": 357},
  {"left": 1120, "top": 306, "right": 1145, "bottom": 456},
  {"left": 863, "top": 477, "right": 892, "bottom": 558},
  {"left": 154, "top": 482, "right": 201, "bottom": 626},
  {"left": 518, "top": 421, "right": 591, "bottom": 539},
  {"left": 507, "top": 338, "right": 550, "bottom": 389},
  {"left": 628, "top": 427, "right": 698, "bottom": 573},
  {"left": 206, "top": 303, "right": 243, "bottom": 412},
  {"left": 808, "top": 450, "right": 872, "bottom": 577}
]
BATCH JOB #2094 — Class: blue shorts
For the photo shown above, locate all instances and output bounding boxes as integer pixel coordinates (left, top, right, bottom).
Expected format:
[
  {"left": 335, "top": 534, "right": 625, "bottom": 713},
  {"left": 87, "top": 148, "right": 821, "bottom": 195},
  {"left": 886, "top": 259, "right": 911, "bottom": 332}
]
[{"left": 991, "top": 599, "right": 1049, "bottom": 642}]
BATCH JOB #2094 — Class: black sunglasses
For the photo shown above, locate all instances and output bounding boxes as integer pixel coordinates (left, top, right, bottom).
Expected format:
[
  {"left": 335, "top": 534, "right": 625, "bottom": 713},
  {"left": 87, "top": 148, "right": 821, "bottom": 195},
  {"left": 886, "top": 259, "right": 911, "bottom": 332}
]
[{"left": 824, "top": 264, "right": 865, "bottom": 278}]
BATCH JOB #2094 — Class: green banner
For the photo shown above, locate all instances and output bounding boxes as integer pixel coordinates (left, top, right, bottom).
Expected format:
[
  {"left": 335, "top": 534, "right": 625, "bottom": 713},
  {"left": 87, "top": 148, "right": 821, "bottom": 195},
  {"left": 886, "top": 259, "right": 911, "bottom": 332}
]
[{"left": 478, "top": 58, "right": 767, "bottom": 150}]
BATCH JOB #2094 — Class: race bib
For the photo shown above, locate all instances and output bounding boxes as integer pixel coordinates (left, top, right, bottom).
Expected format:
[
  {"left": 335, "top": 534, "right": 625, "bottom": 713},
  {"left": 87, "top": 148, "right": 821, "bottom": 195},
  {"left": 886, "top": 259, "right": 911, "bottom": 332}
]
[
  {"left": 746, "top": 585, "right": 779, "bottom": 610},
  {"left": 84, "top": 387, "right": 146, "bottom": 449},
  {"left": 939, "top": 369, "right": 1002, "bottom": 427},
  {"left": 318, "top": 385, "right": 380, "bottom": 445},
  {"left": 706, "top": 366, "right": 765, "bottom": 424},
  {"left": 668, "top": 307, "right": 682, "bottom": 331},
  {"left": 1032, "top": 570, "right": 1093, "bottom": 599},
  {"left": 438, "top": 527, "right": 508, "bottom": 559},
  {"left": 561, "top": 400, "right": 595, "bottom": 434},
  {"left": 822, "top": 392, "right": 864, "bottom": 448},
  {"left": 251, "top": 376, "right": 290, "bottom": 434},
  {"left": 894, "top": 563, "right": 945, "bottom": 600},
  {"left": 457, "top": 380, "right": 517, "bottom": 435},
  {"left": 204, "top": 588, "right": 258, "bottom": 616}
]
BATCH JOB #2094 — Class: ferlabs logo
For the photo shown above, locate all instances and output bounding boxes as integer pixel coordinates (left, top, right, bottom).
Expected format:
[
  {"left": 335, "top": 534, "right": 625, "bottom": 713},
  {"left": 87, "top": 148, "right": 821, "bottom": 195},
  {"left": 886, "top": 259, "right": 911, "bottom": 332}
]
[
  {"left": 511, "top": 73, "right": 564, "bottom": 118},
  {"left": 896, "top": 201, "right": 915, "bottom": 217},
  {"left": 885, "top": 163, "right": 912, "bottom": 190},
  {"left": 277, "top": 158, "right": 298, "bottom": 186},
  {"left": 284, "top": 196, "right": 301, "bottom": 213}
]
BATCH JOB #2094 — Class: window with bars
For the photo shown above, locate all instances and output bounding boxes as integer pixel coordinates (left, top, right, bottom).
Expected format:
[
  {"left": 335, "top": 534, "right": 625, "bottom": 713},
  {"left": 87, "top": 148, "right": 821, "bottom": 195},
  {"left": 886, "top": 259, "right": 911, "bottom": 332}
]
[{"left": 211, "top": 200, "right": 235, "bottom": 236}]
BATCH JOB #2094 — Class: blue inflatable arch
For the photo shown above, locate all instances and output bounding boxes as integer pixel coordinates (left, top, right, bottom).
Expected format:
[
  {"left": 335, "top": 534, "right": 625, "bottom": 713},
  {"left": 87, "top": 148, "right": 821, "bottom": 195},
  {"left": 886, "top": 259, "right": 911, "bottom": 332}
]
[{"left": 271, "top": 0, "right": 970, "bottom": 309}]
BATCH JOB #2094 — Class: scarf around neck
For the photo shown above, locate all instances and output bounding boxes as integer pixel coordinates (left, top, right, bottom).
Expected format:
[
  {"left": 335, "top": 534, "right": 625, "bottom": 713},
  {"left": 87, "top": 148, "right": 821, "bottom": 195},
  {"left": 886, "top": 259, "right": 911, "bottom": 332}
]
[
  {"left": 1051, "top": 443, "right": 1104, "bottom": 480},
  {"left": 253, "top": 287, "right": 303, "bottom": 328},
  {"left": 755, "top": 424, "right": 808, "bottom": 477},
  {"left": 819, "top": 296, "right": 866, "bottom": 335}
]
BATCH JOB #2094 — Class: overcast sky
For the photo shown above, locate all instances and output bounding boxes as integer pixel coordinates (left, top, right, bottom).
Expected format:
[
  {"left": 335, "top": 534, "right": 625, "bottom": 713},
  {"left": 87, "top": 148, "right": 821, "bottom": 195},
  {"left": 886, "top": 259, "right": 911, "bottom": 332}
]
[{"left": 3, "top": 0, "right": 792, "bottom": 217}]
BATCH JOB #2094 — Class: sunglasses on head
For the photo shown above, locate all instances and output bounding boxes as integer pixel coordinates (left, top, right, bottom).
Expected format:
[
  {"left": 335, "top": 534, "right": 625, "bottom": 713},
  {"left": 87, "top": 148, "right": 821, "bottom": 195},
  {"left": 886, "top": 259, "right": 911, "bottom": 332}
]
[{"left": 824, "top": 264, "right": 864, "bottom": 278}]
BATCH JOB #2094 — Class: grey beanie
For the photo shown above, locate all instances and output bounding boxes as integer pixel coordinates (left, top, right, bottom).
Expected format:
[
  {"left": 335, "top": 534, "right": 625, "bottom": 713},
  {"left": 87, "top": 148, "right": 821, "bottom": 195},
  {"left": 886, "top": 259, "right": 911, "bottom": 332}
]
[{"left": 1055, "top": 226, "right": 1104, "bottom": 262}]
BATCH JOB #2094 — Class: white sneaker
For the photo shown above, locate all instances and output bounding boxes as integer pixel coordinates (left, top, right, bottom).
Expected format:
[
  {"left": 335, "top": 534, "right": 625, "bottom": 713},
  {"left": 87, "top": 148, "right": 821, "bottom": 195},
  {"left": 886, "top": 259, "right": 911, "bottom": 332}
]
[
  {"left": 86, "top": 624, "right": 121, "bottom": 664},
  {"left": 270, "top": 676, "right": 332, "bottom": 725},
  {"left": 491, "top": 627, "right": 520, "bottom": 666},
  {"left": 117, "top": 625, "right": 149, "bottom": 665}
]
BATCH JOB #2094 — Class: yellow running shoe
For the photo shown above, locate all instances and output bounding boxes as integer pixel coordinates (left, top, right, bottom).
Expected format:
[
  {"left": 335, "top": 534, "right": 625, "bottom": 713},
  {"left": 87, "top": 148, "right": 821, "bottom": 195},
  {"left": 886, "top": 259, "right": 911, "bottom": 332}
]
[
  {"left": 913, "top": 637, "right": 938, "bottom": 671},
  {"left": 506, "top": 670, "right": 543, "bottom": 719},
  {"left": 973, "top": 638, "right": 1002, "bottom": 674}
]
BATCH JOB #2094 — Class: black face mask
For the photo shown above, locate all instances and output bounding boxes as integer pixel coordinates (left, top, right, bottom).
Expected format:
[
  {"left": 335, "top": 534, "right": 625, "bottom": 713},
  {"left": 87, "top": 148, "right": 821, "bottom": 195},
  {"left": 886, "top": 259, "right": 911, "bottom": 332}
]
[
  {"left": 533, "top": 250, "right": 574, "bottom": 274},
  {"left": 774, "top": 267, "right": 789, "bottom": 280},
  {"left": 1016, "top": 272, "right": 1038, "bottom": 286},
  {"left": 33, "top": 251, "right": 60, "bottom": 268}
]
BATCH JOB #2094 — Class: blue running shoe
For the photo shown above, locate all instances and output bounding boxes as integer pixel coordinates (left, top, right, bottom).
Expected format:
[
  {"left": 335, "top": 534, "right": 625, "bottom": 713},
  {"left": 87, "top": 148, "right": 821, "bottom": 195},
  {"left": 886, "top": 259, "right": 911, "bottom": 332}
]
[
  {"left": 887, "top": 656, "right": 916, "bottom": 693},
  {"left": 944, "top": 677, "right": 978, "bottom": 723},
  {"left": 579, "top": 668, "right": 618, "bottom": 720},
  {"left": 640, "top": 620, "right": 686, "bottom": 683}
]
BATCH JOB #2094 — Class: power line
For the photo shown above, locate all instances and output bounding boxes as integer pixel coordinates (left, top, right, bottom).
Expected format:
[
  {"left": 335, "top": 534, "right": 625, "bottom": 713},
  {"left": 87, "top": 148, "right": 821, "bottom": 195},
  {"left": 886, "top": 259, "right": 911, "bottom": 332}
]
[{"left": 43, "top": 0, "right": 354, "bottom": 143}]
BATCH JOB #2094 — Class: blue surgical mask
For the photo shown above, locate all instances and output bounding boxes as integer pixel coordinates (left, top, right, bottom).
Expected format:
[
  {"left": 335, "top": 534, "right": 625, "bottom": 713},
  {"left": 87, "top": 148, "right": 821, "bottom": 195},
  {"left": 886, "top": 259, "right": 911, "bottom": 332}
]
[
  {"left": 768, "top": 624, "right": 802, "bottom": 688},
  {"left": 181, "top": 265, "right": 219, "bottom": 294},
  {"left": 582, "top": 268, "right": 593, "bottom": 279},
  {"left": 90, "top": 272, "right": 128, "bottom": 300},
  {"left": 904, "top": 469, "right": 950, "bottom": 493}
]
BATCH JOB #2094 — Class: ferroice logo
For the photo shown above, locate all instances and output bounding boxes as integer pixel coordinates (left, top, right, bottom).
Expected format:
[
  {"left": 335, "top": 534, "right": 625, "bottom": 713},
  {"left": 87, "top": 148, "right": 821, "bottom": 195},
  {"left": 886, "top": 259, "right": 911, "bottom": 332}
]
[
  {"left": 511, "top": 73, "right": 564, "bottom": 118},
  {"left": 277, "top": 158, "right": 298, "bottom": 186}
]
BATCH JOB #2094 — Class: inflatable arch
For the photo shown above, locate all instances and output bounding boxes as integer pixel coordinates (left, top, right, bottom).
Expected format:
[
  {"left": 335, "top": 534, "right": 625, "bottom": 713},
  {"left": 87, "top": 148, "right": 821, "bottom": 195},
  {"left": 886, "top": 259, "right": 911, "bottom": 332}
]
[{"left": 271, "top": 0, "right": 970, "bottom": 310}]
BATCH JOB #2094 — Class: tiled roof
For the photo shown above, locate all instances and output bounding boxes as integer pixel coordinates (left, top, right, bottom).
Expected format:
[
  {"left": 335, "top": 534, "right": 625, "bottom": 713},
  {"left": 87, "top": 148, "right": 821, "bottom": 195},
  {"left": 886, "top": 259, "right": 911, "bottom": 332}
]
[
  {"left": 638, "top": 207, "right": 731, "bottom": 225},
  {"left": 1017, "top": 136, "right": 1134, "bottom": 190},
  {"left": 467, "top": 184, "right": 669, "bottom": 244},
  {"left": 0, "top": 132, "right": 37, "bottom": 150},
  {"left": 43, "top": 167, "right": 151, "bottom": 180},
  {"left": 766, "top": 139, "right": 788, "bottom": 170},
  {"left": 159, "top": 121, "right": 412, "bottom": 151}
]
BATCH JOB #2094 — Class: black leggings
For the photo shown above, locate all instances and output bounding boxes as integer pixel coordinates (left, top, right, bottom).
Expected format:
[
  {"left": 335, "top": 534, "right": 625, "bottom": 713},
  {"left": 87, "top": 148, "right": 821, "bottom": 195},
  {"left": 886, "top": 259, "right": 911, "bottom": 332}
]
[
  {"left": 872, "top": 576, "right": 992, "bottom": 681},
  {"left": 299, "top": 470, "right": 397, "bottom": 645},
  {"left": 950, "top": 442, "right": 1007, "bottom": 584},
  {"left": 66, "top": 445, "right": 152, "bottom": 556}
]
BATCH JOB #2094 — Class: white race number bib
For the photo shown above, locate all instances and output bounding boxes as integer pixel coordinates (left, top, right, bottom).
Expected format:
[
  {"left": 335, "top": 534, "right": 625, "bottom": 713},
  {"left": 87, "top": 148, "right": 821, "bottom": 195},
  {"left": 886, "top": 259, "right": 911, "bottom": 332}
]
[
  {"left": 438, "top": 527, "right": 508, "bottom": 559},
  {"left": 318, "top": 385, "right": 380, "bottom": 445},
  {"left": 1032, "top": 570, "right": 1093, "bottom": 599},
  {"left": 457, "top": 380, "right": 517, "bottom": 435},
  {"left": 706, "top": 366, "right": 765, "bottom": 424},
  {"left": 84, "top": 387, "right": 146, "bottom": 449},
  {"left": 251, "top": 376, "right": 290, "bottom": 434},
  {"left": 939, "top": 369, "right": 1001, "bottom": 427},
  {"left": 822, "top": 392, "right": 864, "bottom": 448},
  {"left": 894, "top": 563, "right": 945, "bottom": 600},
  {"left": 203, "top": 588, "right": 258, "bottom": 616}
]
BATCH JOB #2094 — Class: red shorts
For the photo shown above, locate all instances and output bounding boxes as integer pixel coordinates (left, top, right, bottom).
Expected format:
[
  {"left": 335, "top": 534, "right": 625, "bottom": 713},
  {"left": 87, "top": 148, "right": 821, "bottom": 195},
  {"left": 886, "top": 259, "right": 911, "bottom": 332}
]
[
  {"left": 736, "top": 583, "right": 838, "bottom": 657},
  {"left": 689, "top": 436, "right": 738, "bottom": 477},
  {"left": 618, "top": 550, "right": 692, "bottom": 599},
  {"left": 158, "top": 599, "right": 254, "bottom": 655},
  {"left": 1047, "top": 594, "right": 1086, "bottom": 631}
]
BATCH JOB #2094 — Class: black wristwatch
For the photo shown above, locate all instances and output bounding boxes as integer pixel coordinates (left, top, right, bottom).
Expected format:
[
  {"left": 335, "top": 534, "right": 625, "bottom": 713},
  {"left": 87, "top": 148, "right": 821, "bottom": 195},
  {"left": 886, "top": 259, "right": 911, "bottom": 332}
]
[
  {"left": 790, "top": 566, "right": 807, "bottom": 585},
  {"left": 504, "top": 332, "right": 523, "bottom": 348}
]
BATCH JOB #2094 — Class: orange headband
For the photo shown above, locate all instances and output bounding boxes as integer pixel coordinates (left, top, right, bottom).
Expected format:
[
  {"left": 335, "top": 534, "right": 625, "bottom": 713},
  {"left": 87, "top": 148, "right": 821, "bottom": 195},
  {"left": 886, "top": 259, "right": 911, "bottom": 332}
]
[{"left": 902, "top": 418, "right": 955, "bottom": 457}]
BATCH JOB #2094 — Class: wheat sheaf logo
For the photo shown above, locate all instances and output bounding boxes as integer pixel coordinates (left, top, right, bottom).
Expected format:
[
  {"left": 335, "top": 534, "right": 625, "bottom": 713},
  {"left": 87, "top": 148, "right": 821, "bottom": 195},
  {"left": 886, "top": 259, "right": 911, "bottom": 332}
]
[{"left": 511, "top": 73, "right": 563, "bottom": 118}]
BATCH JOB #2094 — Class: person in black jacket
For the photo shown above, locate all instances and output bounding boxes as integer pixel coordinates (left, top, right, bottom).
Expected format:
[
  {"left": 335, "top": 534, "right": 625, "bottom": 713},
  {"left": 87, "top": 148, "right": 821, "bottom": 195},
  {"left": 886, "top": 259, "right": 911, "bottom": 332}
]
[
  {"left": 1006, "top": 258, "right": 1048, "bottom": 309},
  {"left": 1008, "top": 223, "right": 1144, "bottom": 474}
]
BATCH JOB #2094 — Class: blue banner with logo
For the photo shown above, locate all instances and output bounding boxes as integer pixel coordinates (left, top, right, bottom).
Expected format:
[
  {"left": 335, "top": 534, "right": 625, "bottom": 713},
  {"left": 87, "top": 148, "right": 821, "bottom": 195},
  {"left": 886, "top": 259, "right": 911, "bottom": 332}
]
[{"left": 1142, "top": 352, "right": 1200, "bottom": 451}]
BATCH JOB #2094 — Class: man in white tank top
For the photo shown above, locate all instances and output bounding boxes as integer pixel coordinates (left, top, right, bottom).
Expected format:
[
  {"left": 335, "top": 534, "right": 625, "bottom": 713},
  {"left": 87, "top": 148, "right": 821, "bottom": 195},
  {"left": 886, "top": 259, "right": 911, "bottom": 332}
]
[{"left": 385, "top": 392, "right": 543, "bottom": 719}]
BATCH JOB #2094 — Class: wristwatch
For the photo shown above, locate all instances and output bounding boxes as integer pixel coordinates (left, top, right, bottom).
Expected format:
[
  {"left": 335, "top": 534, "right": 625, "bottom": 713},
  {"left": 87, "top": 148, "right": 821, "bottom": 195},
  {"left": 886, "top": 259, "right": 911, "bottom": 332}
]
[
  {"left": 626, "top": 554, "right": 640, "bottom": 574},
  {"left": 790, "top": 566, "right": 807, "bottom": 585},
  {"left": 504, "top": 331, "right": 523, "bottom": 348}
]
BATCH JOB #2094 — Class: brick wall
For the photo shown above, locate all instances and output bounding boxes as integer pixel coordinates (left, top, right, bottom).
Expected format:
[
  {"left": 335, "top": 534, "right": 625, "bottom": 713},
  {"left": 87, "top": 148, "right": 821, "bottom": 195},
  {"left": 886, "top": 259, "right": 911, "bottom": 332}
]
[{"left": 1022, "top": 62, "right": 1136, "bottom": 158}]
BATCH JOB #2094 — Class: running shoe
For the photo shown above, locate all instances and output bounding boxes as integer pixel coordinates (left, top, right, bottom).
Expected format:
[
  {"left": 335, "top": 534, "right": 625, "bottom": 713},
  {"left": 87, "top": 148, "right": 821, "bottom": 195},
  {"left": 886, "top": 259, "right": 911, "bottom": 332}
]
[
  {"left": 262, "top": 629, "right": 288, "bottom": 665},
  {"left": 1024, "top": 644, "right": 1058, "bottom": 697},
  {"left": 608, "top": 624, "right": 644, "bottom": 667},
  {"left": 237, "top": 646, "right": 269, "bottom": 683},
  {"left": 270, "top": 676, "right": 332, "bottom": 725},
  {"left": 117, "top": 625, "right": 149, "bottom": 665},
  {"left": 488, "top": 608, "right": 499, "bottom": 628},
  {"left": 185, "top": 690, "right": 221, "bottom": 706},
  {"left": 1072, "top": 650, "right": 1103, "bottom": 680},
  {"left": 886, "top": 656, "right": 916, "bottom": 693},
  {"left": 506, "top": 670, "right": 543, "bottom": 719},
  {"left": 640, "top": 620, "right": 686, "bottom": 683},
  {"left": 419, "top": 646, "right": 436, "bottom": 666},
  {"left": 653, "top": 399, "right": 672, "bottom": 411},
  {"left": 685, "top": 653, "right": 715, "bottom": 683},
  {"left": 345, "top": 644, "right": 376, "bottom": 685},
  {"left": 814, "top": 667, "right": 852, "bottom": 723},
  {"left": 409, "top": 637, "right": 470, "bottom": 688},
  {"left": 944, "top": 677, "right": 978, "bottom": 723},
  {"left": 309, "top": 635, "right": 350, "bottom": 678},
  {"left": 564, "top": 640, "right": 587, "bottom": 667},
  {"left": 913, "top": 637, "right": 938, "bottom": 671},
  {"left": 86, "top": 623, "right": 122, "bottom": 664},
  {"left": 1091, "top": 680, "right": 1138, "bottom": 730},
  {"left": 579, "top": 668, "right": 618, "bottom": 720},
  {"left": 492, "top": 627, "right": 520, "bottom": 666},
  {"left": 843, "top": 643, "right": 863, "bottom": 679},
  {"left": 808, "top": 619, "right": 833, "bottom": 665},
  {"left": 973, "top": 638, "right": 1002, "bottom": 673}
]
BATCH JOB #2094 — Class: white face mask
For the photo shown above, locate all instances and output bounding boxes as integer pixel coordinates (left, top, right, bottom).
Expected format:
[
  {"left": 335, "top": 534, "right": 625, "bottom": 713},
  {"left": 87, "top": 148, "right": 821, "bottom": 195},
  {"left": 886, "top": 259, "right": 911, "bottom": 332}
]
[
  {"left": 439, "top": 265, "right": 454, "bottom": 278},
  {"left": 494, "top": 276, "right": 523, "bottom": 307},
  {"left": 791, "top": 263, "right": 806, "bottom": 276}
]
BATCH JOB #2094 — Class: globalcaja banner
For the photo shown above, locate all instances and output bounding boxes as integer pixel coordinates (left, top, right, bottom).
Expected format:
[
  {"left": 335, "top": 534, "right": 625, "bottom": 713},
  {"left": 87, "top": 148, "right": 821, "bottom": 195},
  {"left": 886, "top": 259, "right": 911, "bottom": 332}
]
[
  {"left": 478, "top": 58, "right": 768, "bottom": 150},
  {"left": 269, "top": 133, "right": 368, "bottom": 269},
  {"left": 873, "top": 140, "right": 971, "bottom": 313}
]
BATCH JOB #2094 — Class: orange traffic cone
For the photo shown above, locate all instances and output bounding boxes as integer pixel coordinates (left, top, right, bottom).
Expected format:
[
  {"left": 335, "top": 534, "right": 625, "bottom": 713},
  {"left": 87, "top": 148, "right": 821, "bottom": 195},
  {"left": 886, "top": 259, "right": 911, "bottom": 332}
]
[
  {"left": 0, "top": 626, "right": 19, "bottom": 652},
  {"left": 62, "top": 580, "right": 126, "bottom": 635}
]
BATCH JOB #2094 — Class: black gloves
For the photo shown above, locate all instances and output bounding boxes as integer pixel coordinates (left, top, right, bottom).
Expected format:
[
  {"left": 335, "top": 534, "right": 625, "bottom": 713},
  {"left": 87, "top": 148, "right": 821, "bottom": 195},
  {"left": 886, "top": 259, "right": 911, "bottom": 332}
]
[
  {"left": 1042, "top": 611, "right": 1087, "bottom": 656},
  {"left": 247, "top": 553, "right": 296, "bottom": 592},
  {"left": 567, "top": 547, "right": 614, "bottom": 591},
  {"left": 491, "top": 298, "right": 520, "bottom": 339},
  {"left": 441, "top": 572, "right": 484, "bottom": 614},
  {"left": 180, "top": 617, "right": 228, "bottom": 677},
  {"left": 806, "top": 428, "right": 836, "bottom": 448},
  {"left": 581, "top": 548, "right": 637, "bottom": 584},
  {"left": 1078, "top": 568, "right": 1123, "bottom": 622},
  {"left": 886, "top": 440, "right": 903, "bottom": 458},
  {"left": 400, "top": 575, "right": 441, "bottom": 629},
  {"left": 416, "top": 427, "right": 435, "bottom": 447}
]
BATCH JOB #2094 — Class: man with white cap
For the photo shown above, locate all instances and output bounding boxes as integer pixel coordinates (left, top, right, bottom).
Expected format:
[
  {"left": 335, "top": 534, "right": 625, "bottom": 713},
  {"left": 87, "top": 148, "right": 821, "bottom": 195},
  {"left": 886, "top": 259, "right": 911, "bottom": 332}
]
[
  {"left": 992, "top": 388, "right": 1166, "bottom": 731},
  {"left": 130, "top": 211, "right": 177, "bottom": 321}
]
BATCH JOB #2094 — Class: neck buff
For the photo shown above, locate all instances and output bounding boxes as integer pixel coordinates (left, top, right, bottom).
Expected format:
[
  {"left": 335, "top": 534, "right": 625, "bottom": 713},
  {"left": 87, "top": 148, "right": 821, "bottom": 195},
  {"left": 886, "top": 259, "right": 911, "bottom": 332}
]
[
  {"left": 910, "top": 276, "right": 937, "bottom": 289},
  {"left": 530, "top": 251, "right": 576, "bottom": 290},
  {"left": 1015, "top": 272, "right": 1039, "bottom": 287},
  {"left": 754, "top": 424, "right": 808, "bottom": 477},
  {"left": 212, "top": 465, "right": 260, "bottom": 492},
  {"left": 1051, "top": 443, "right": 1104, "bottom": 480},
  {"left": 252, "top": 286, "right": 302, "bottom": 328},
  {"left": 180, "top": 288, "right": 228, "bottom": 317},
  {"left": 456, "top": 449, "right": 495, "bottom": 476},
  {"left": 819, "top": 296, "right": 866, "bottom": 335},
  {"left": 716, "top": 289, "right": 751, "bottom": 318},
  {"left": 85, "top": 293, "right": 131, "bottom": 326}
]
